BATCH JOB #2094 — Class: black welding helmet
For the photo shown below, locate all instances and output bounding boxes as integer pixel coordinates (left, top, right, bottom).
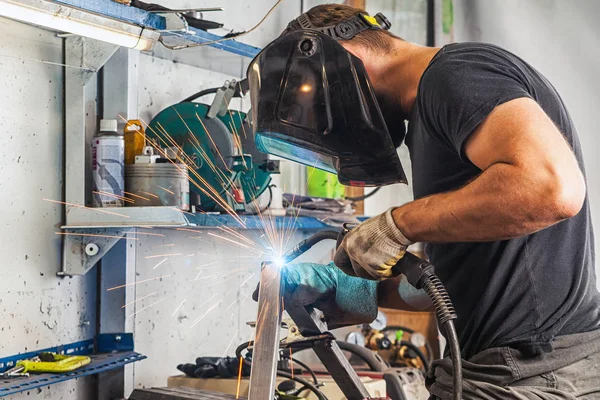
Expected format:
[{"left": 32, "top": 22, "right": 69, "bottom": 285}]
[{"left": 246, "top": 12, "right": 407, "bottom": 187}]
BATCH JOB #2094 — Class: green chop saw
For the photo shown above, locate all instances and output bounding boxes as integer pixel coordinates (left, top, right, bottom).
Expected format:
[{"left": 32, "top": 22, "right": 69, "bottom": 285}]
[{"left": 146, "top": 79, "right": 279, "bottom": 212}]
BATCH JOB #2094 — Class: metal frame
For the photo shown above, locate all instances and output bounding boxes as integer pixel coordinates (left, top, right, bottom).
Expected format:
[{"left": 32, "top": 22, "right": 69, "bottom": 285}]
[
  {"left": 285, "top": 306, "right": 371, "bottom": 400},
  {"left": 247, "top": 262, "right": 371, "bottom": 400}
]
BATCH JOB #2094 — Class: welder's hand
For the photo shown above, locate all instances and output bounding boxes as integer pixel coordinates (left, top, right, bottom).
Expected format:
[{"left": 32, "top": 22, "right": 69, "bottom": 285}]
[
  {"left": 334, "top": 208, "right": 413, "bottom": 280},
  {"left": 252, "top": 262, "right": 378, "bottom": 329}
]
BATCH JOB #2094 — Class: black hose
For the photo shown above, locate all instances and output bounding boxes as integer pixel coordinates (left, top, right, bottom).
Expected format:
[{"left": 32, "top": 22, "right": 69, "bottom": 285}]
[
  {"left": 293, "top": 340, "right": 388, "bottom": 372},
  {"left": 335, "top": 341, "right": 388, "bottom": 371},
  {"left": 235, "top": 341, "right": 328, "bottom": 400},
  {"left": 398, "top": 341, "right": 430, "bottom": 372},
  {"left": 345, "top": 186, "right": 381, "bottom": 202},
  {"left": 444, "top": 321, "right": 462, "bottom": 400},
  {"left": 282, "top": 230, "right": 339, "bottom": 263},
  {"left": 419, "top": 274, "right": 462, "bottom": 400},
  {"left": 180, "top": 79, "right": 249, "bottom": 104},
  {"left": 179, "top": 87, "right": 219, "bottom": 103}
]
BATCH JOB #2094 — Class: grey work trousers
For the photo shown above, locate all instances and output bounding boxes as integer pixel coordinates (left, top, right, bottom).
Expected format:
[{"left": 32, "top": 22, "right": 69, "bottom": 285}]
[{"left": 427, "top": 330, "right": 600, "bottom": 399}]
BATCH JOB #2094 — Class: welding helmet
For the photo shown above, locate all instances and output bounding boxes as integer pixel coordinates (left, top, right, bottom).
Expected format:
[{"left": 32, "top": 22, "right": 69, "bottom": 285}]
[{"left": 246, "top": 12, "right": 407, "bottom": 187}]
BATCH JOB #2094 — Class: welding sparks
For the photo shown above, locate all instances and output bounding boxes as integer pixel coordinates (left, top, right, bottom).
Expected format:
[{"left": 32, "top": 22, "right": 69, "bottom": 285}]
[
  {"left": 93, "top": 190, "right": 135, "bottom": 204},
  {"left": 175, "top": 227, "right": 202, "bottom": 233},
  {"left": 240, "top": 273, "right": 256, "bottom": 287},
  {"left": 139, "top": 191, "right": 159, "bottom": 199},
  {"left": 123, "top": 191, "right": 151, "bottom": 201},
  {"left": 107, "top": 275, "right": 171, "bottom": 291},
  {"left": 121, "top": 292, "right": 158, "bottom": 309},
  {"left": 236, "top": 356, "right": 244, "bottom": 399},
  {"left": 170, "top": 207, "right": 195, "bottom": 216},
  {"left": 289, "top": 348, "right": 294, "bottom": 378},
  {"left": 128, "top": 297, "right": 167, "bottom": 318},
  {"left": 195, "top": 261, "right": 219, "bottom": 270},
  {"left": 171, "top": 298, "right": 187, "bottom": 316},
  {"left": 145, "top": 253, "right": 182, "bottom": 259},
  {"left": 222, "top": 330, "right": 239, "bottom": 358},
  {"left": 152, "top": 258, "right": 168, "bottom": 269},
  {"left": 129, "top": 231, "right": 165, "bottom": 237},
  {"left": 190, "top": 291, "right": 232, "bottom": 328},
  {"left": 156, "top": 185, "right": 175, "bottom": 195},
  {"left": 54, "top": 232, "right": 137, "bottom": 240},
  {"left": 42, "top": 198, "right": 130, "bottom": 218},
  {"left": 207, "top": 232, "right": 251, "bottom": 249}
]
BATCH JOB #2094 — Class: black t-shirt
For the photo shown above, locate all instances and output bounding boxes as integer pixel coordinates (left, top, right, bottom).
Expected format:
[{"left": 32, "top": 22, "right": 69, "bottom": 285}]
[{"left": 405, "top": 42, "right": 600, "bottom": 360}]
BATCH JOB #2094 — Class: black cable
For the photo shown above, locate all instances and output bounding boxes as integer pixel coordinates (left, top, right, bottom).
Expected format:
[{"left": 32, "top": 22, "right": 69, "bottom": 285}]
[
  {"left": 334, "top": 341, "right": 388, "bottom": 371},
  {"left": 398, "top": 341, "right": 430, "bottom": 372},
  {"left": 382, "top": 325, "right": 414, "bottom": 334},
  {"left": 293, "top": 340, "right": 388, "bottom": 372},
  {"left": 179, "top": 79, "right": 249, "bottom": 104},
  {"left": 244, "top": 184, "right": 273, "bottom": 216},
  {"left": 235, "top": 341, "right": 328, "bottom": 400},
  {"left": 179, "top": 87, "right": 219, "bottom": 104},
  {"left": 444, "top": 320, "right": 462, "bottom": 400},
  {"left": 345, "top": 186, "right": 381, "bottom": 202},
  {"left": 279, "top": 350, "right": 319, "bottom": 385},
  {"left": 276, "top": 370, "right": 327, "bottom": 400}
]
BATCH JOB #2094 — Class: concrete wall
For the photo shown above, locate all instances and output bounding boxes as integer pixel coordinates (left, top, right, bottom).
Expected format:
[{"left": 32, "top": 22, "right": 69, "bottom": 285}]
[
  {"left": 0, "top": 18, "right": 97, "bottom": 400},
  {"left": 128, "top": 53, "right": 336, "bottom": 390},
  {"left": 452, "top": 0, "right": 600, "bottom": 281}
]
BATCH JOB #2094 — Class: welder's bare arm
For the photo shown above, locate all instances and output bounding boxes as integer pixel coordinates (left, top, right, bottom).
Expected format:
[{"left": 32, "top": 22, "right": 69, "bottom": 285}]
[{"left": 395, "top": 97, "right": 586, "bottom": 242}]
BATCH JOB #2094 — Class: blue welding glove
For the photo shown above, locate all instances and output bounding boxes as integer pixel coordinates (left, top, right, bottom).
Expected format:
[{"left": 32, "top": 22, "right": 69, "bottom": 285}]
[{"left": 282, "top": 262, "right": 379, "bottom": 329}]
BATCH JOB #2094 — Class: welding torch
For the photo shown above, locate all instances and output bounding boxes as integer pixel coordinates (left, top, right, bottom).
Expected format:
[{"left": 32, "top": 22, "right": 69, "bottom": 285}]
[{"left": 281, "top": 225, "right": 463, "bottom": 400}]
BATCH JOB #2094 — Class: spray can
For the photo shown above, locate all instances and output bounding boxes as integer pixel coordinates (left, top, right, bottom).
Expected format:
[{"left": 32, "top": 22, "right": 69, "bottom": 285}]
[{"left": 92, "top": 119, "right": 124, "bottom": 207}]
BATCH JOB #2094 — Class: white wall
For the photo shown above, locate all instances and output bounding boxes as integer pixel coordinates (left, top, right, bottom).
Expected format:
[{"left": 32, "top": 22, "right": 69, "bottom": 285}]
[
  {"left": 452, "top": 0, "right": 600, "bottom": 282},
  {"left": 0, "top": 18, "right": 97, "bottom": 400}
]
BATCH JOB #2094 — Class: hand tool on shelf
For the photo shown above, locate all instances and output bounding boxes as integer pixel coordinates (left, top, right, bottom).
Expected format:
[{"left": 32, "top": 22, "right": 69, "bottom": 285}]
[{"left": 2, "top": 353, "right": 91, "bottom": 378}]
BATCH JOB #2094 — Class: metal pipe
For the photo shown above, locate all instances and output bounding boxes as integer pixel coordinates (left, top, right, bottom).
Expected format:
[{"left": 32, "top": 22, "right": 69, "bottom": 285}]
[{"left": 247, "top": 262, "right": 283, "bottom": 400}]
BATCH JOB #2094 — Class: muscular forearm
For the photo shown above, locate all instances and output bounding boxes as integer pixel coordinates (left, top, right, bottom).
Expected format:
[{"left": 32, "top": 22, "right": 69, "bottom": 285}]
[{"left": 394, "top": 162, "right": 583, "bottom": 243}]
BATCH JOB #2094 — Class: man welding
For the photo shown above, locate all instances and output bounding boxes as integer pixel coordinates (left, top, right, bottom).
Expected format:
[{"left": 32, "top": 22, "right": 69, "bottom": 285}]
[{"left": 248, "top": 4, "right": 600, "bottom": 399}]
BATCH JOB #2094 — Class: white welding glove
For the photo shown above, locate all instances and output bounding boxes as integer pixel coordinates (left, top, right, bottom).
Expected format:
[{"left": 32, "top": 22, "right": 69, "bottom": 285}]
[{"left": 334, "top": 207, "right": 413, "bottom": 280}]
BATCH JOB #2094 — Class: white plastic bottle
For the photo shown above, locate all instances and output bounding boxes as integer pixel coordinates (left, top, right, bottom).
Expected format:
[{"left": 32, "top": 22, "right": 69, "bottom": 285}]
[{"left": 92, "top": 119, "right": 124, "bottom": 207}]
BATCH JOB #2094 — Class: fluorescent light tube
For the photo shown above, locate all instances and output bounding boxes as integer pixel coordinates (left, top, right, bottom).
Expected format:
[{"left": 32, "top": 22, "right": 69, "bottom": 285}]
[{"left": 0, "top": 0, "right": 159, "bottom": 50}]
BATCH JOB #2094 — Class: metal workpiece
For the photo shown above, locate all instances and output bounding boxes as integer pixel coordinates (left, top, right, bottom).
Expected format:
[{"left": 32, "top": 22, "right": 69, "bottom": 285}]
[{"left": 247, "top": 262, "right": 283, "bottom": 400}]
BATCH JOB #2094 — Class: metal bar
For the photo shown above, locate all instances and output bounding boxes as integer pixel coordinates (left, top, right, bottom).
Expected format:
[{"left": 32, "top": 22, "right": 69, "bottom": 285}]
[
  {"left": 247, "top": 262, "right": 283, "bottom": 400},
  {"left": 286, "top": 306, "right": 371, "bottom": 400}
]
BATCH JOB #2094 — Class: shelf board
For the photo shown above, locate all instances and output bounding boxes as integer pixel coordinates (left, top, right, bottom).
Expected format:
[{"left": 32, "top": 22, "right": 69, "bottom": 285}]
[
  {"left": 0, "top": 336, "right": 146, "bottom": 397},
  {"left": 53, "top": 0, "right": 261, "bottom": 57},
  {"left": 63, "top": 206, "right": 330, "bottom": 231},
  {"left": 0, "top": 352, "right": 145, "bottom": 397}
]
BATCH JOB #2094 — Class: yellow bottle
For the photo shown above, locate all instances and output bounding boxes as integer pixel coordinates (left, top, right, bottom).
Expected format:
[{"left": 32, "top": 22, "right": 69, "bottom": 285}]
[{"left": 124, "top": 120, "right": 145, "bottom": 164}]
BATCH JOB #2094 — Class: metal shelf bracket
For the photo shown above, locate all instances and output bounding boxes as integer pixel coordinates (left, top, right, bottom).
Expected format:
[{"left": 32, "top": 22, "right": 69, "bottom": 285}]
[{"left": 59, "top": 228, "right": 130, "bottom": 276}]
